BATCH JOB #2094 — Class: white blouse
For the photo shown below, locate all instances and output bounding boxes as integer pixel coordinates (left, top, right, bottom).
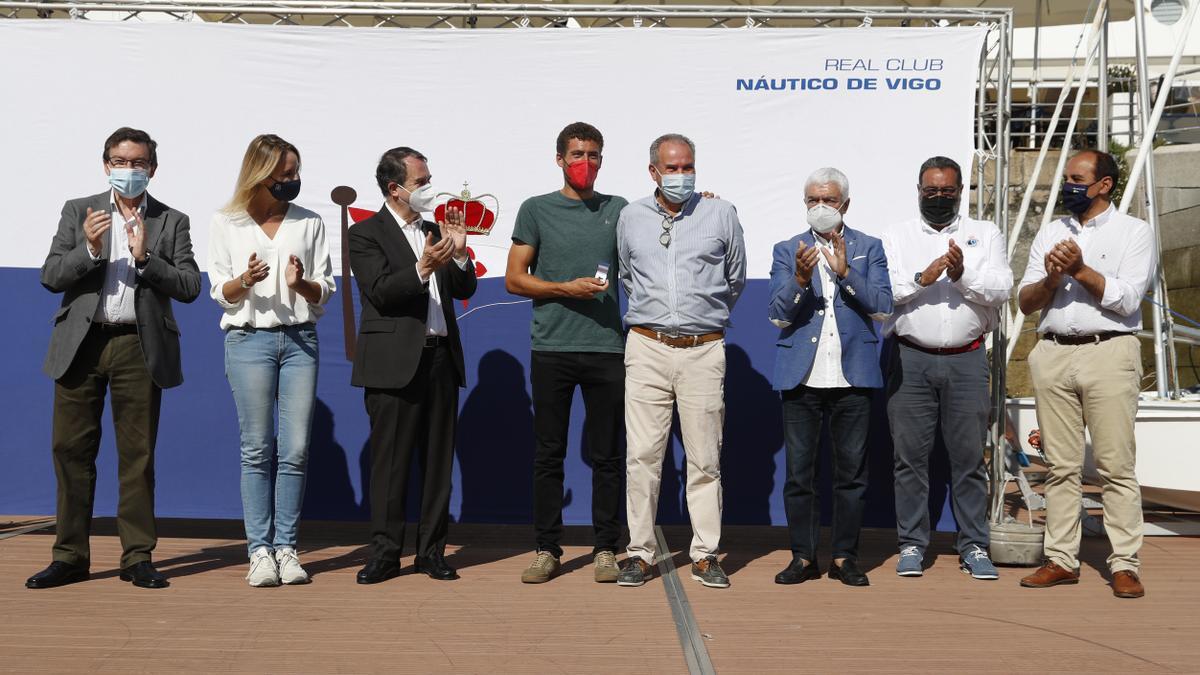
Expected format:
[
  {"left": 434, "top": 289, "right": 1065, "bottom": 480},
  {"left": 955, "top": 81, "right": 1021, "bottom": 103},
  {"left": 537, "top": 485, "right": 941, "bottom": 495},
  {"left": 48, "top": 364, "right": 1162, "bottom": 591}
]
[{"left": 208, "top": 204, "right": 336, "bottom": 330}]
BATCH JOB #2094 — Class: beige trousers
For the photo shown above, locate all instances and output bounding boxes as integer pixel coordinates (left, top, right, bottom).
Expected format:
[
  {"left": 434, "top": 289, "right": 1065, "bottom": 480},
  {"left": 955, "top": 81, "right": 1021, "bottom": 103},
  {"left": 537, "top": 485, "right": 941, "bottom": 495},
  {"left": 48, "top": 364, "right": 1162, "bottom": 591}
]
[
  {"left": 624, "top": 331, "right": 725, "bottom": 564},
  {"left": 1028, "top": 335, "right": 1143, "bottom": 573}
]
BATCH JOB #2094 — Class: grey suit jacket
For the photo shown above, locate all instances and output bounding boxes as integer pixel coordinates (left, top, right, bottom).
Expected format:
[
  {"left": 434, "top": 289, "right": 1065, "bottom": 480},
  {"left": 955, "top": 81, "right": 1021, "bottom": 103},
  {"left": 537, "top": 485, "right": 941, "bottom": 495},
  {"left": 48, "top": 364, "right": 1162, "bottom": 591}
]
[{"left": 41, "top": 191, "right": 202, "bottom": 389}]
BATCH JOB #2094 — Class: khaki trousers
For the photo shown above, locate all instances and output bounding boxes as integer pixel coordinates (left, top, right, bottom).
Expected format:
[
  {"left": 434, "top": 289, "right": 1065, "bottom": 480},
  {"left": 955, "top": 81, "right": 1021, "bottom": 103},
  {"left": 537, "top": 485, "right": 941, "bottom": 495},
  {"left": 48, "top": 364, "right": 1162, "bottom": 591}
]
[
  {"left": 624, "top": 331, "right": 725, "bottom": 564},
  {"left": 1028, "top": 335, "right": 1143, "bottom": 573}
]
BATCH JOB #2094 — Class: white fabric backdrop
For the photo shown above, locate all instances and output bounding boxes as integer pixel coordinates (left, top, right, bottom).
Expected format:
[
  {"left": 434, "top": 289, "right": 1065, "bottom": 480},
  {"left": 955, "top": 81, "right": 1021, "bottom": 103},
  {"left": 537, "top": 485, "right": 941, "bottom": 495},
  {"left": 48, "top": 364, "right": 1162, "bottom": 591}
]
[{"left": 0, "top": 21, "right": 986, "bottom": 277}]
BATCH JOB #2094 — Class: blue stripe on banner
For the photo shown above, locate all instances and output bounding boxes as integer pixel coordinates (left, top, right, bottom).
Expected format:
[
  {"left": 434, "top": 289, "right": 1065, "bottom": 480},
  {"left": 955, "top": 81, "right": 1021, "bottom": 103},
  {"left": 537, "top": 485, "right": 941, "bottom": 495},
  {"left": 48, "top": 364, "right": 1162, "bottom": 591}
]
[{"left": 1, "top": 267, "right": 964, "bottom": 534}]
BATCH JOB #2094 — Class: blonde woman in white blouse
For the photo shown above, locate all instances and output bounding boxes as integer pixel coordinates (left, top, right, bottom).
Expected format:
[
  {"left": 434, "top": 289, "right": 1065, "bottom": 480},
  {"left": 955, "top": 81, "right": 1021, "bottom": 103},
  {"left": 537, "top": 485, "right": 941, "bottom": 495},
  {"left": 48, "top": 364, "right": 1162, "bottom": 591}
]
[{"left": 208, "top": 135, "right": 335, "bottom": 587}]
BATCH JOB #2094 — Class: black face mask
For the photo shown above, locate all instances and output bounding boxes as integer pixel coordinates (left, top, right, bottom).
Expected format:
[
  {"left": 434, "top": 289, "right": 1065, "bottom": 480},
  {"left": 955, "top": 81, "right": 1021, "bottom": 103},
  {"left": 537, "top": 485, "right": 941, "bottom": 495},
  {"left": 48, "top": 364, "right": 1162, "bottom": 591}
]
[
  {"left": 919, "top": 194, "right": 959, "bottom": 225},
  {"left": 268, "top": 178, "right": 301, "bottom": 203}
]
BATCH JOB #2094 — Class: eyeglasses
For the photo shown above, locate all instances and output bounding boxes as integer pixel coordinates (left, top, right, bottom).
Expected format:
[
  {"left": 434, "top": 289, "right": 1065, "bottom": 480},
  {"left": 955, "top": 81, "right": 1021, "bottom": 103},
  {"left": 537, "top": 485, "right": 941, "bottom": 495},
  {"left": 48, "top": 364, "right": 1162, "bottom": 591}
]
[
  {"left": 919, "top": 186, "right": 960, "bottom": 198},
  {"left": 659, "top": 215, "right": 674, "bottom": 247},
  {"left": 108, "top": 158, "right": 152, "bottom": 171},
  {"left": 804, "top": 196, "right": 843, "bottom": 207}
]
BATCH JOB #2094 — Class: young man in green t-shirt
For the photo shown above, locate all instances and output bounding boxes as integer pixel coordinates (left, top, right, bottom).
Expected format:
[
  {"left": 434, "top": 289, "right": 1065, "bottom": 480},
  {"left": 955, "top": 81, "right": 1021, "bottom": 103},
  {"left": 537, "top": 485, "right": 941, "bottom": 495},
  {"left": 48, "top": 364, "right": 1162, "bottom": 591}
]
[{"left": 505, "top": 122, "right": 627, "bottom": 584}]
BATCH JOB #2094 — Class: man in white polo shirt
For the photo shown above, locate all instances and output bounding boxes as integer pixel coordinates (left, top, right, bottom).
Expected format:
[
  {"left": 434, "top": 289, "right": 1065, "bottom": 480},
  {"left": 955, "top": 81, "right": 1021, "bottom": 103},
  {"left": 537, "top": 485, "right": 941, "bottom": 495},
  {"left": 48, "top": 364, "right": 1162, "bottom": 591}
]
[{"left": 1017, "top": 149, "right": 1154, "bottom": 599}]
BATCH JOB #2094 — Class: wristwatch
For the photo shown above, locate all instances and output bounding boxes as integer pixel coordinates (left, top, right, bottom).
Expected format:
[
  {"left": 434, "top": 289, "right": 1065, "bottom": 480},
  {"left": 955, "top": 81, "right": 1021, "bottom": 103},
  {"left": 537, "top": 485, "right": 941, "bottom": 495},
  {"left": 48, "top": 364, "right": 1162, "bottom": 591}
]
[
  {"left": 135, "top": 250, "right": 152, "bottom": 269},
  {"left": 913, "top": 272, "right": 923, "bottom": 286},
  {"left": 240, "top": 273, "right": 252, "bottom": 289}
]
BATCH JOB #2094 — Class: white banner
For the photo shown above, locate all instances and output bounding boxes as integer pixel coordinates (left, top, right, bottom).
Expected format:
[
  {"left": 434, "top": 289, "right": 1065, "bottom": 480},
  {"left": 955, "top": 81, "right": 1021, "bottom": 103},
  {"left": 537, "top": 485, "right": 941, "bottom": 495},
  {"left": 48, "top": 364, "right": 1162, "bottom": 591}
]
[{"left": 0, "top": 21, "right": 985, "bottom": 277}]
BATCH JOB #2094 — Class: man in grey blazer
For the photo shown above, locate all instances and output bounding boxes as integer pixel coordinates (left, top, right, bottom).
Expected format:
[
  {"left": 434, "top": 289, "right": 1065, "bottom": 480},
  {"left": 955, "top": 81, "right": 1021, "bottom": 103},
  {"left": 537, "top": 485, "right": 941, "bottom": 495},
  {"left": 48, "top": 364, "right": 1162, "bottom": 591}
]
[{"left": 26, "top": 127, "right": 200, "bottom": 590}]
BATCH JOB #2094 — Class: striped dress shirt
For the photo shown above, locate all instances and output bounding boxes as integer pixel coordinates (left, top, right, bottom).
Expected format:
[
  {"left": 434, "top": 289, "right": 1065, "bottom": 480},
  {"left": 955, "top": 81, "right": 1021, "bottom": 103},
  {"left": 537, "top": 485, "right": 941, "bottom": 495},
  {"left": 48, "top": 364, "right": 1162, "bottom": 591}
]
[{"left": 617, "top": 192, "right": 747, "bottom": 336}]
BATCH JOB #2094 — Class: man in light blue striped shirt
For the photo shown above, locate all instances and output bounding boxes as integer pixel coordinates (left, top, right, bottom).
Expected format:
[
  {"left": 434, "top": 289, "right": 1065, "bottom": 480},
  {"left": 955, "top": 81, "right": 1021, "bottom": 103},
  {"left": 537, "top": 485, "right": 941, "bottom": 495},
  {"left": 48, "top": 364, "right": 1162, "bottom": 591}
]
[{"left": 615, "top": 133, "right": 746, "bottom": 590}]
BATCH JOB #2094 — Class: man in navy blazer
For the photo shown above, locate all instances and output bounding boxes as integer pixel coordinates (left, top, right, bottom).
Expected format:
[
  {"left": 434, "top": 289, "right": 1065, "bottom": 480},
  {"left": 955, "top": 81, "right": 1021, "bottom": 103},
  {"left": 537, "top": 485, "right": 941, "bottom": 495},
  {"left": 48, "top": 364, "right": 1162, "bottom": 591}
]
[{"left": 767, "top": 167, "right": 892, "bottom": 588}]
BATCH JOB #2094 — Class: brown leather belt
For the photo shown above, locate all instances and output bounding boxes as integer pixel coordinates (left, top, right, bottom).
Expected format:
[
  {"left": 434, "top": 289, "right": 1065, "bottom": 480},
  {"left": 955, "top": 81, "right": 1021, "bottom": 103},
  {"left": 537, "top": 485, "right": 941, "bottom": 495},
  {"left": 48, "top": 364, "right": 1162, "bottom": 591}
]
[
  {"left": 630, "top": 325, "right": 723, "bottom": 349},
  {"left": 1042, "top": 331, "right": 1133, "bottom": 345},
  {"left": 898, "top": 335, "right": 984, "bottom": 356}
]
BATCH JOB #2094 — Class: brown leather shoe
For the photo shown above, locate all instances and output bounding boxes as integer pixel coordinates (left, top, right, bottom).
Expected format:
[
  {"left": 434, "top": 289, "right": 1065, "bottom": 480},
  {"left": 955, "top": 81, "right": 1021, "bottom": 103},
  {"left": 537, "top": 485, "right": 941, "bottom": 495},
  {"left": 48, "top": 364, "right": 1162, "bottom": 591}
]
[
  {"left": 1111, "top": 570, "right": 1145, "bottom": 599},
  {"left": 1020, "top": 561, "right": 1080, "bottom": 588}
]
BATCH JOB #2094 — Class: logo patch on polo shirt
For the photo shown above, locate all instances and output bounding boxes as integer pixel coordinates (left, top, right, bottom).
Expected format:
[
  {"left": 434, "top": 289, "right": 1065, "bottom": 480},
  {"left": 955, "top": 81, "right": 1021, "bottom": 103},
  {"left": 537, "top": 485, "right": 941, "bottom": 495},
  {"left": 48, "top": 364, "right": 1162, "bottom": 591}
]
[{"left": 967, "top": 238, "right": 979, "bottom": 247}]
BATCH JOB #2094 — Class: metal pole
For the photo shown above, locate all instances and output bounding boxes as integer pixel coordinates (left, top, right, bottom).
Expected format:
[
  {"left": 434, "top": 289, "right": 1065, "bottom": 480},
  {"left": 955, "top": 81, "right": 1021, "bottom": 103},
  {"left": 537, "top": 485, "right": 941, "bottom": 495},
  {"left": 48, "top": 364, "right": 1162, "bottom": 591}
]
[
  {"left": 1031, "top": 0, "right": 1041, "bottom": 149},
  {"left": 1098, "top": 2, "right": 1109, "bottom": 152},
  {"left": 990, "top": 11, "right": 1012, "bottom": 526},
  {"left": 1132, "top": 0, "right": 1166, "bottom": 397},
  {"left": 976, "top": 40, "right": 988, "bottom": 219}
]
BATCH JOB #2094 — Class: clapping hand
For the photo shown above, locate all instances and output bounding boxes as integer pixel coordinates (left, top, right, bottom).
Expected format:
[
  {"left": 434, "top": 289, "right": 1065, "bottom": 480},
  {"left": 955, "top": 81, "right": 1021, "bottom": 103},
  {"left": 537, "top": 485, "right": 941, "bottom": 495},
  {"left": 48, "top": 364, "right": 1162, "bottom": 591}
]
[
  {"left": 126, "top": 209, "right": 147, "bottom": 262},
  {"left": 242, "top": 252, "right": 270, "bottom": 287},
  {"left": 285, "top": 254, "right": 305, "bottom": 289},
  {"left": 417, "top": 232, "right": 455, "bottom": 279},
  {"left": 819, "top": 232, "right": 849, "bottom": 279},
  {"left": 438, "top": 205, "right": 468, "bottom": 262},
  {"left": 945, "top": 238, "right": 964, "bottom": 282},
  {"left": 1048, "top": 239, "right": 1084, "bottom": 277},
  {"left": 794, "top": 241, "right": 821, "bottom": 287},
  {"left": 83, "top": 207, "right": 113, "bottom": 257}
]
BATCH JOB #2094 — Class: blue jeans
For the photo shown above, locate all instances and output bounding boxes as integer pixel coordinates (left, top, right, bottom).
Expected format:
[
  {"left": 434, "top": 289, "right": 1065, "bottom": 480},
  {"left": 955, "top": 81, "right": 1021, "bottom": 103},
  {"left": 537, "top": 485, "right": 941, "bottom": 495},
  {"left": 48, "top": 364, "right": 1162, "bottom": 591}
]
[
  {"left": 781, "top": 385, "right": 873, "bottom": 562},
  {"left": 224, "top": 324, "right": 318, "bottom": 555}
]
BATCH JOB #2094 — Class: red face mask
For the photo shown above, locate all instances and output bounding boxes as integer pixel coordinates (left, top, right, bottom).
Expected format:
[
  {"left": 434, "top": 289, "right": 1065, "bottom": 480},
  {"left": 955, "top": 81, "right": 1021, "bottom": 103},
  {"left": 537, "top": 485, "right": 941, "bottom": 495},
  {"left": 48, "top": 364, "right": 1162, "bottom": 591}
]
[{"left": 564, "top": 159, "right": 599, "bottom": 191}]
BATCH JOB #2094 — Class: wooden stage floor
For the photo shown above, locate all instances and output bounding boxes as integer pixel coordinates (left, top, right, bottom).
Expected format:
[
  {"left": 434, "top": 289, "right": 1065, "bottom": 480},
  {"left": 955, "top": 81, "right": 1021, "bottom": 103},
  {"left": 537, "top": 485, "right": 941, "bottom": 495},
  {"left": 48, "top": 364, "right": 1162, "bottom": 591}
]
[{"left": 1, "top": 518, "right": 1197, "bottom": 674}]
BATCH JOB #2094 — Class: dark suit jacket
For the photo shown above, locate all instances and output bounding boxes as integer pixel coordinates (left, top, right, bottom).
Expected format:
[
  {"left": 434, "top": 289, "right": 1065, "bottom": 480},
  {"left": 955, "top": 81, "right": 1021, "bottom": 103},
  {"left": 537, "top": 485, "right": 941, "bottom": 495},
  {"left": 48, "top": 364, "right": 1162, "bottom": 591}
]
[
  {"left": 348, "top": 205, "right": 478, "bottom": 389},
  {"left": 40, "top": 191, "right": 201, "bottom": 389}
]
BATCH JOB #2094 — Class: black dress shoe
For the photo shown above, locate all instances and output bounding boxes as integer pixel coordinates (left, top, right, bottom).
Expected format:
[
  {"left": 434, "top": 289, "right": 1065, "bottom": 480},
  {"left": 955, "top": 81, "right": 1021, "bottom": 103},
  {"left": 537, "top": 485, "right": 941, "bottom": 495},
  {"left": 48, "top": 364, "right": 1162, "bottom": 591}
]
[
  {"left": 120, "top": 561, "right": 169, "bottom": 589},
  {"left": 829, "top": 559, "right": 870, "bottom": 587},
  {"left": 774, "top": 559, "right": 822, "bottom": 585},
  {"left": 414, "top": 554, "right": 459, "bottom": 581},
  {"left": 356, "top": 558, "right": 401, "bottom": 585},
  {"left": 26, "top": 561, "right": 89, "bottom": 589}
]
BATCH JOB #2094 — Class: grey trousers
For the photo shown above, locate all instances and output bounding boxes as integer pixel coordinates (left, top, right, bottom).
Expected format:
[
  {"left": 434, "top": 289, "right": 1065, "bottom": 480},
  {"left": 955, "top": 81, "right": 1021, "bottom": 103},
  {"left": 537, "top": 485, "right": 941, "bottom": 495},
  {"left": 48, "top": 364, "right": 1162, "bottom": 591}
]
[{"left": 887, "top": 341, "right": 990, "bottom": 554}]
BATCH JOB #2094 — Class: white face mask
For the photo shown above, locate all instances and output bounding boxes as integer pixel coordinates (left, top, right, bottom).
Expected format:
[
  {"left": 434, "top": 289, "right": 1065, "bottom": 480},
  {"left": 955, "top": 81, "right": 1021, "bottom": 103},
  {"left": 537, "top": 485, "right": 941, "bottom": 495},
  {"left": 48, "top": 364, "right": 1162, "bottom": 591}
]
[
  {"left": 401, "top": 183, "right": 437, "bottom": 213},
  {"left": 806, "top": 203, "right": 843, "bottom": 234}
]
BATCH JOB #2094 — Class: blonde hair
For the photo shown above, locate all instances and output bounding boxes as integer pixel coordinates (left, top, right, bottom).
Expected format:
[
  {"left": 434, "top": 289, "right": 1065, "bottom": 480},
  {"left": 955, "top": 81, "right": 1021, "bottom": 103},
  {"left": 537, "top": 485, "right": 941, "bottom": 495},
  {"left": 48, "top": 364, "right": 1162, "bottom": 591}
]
[{"left": 224, "top": 134, "right": 301, "bottom": 213}]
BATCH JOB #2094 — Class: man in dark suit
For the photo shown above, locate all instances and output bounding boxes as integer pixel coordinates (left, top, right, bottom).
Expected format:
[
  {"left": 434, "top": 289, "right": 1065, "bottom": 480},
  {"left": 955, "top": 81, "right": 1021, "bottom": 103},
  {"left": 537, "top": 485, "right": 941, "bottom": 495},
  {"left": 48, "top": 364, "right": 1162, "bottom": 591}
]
[
  {"left": 27, "top": 127, "right": 201, "bottom": 590},
  {"left": 349, "top": 147, "right": 477, "bottom": 584},
  {"left": 767, "top": 167, "right": 892, "bottom": 588}
]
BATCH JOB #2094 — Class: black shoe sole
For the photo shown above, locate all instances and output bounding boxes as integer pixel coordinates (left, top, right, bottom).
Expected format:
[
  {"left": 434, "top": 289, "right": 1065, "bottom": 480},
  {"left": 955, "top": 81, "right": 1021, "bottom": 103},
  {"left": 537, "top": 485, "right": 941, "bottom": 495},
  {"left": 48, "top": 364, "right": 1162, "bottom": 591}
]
[
  {"left": 357, "top": 570, "right": 401, "bottom": 585},
  {"left": 25, "top": 572, "right": 89, "bottom": 589},
  {"left": 828, "top": 569, "right": 870, "bottom": 587},
  {"left": 775, "top": 571, "right": 821, "bottom": 585},
  {"left": 415, "top": 568, "right": 459, "bottom": 581},
  {"left": 119, "top": 573, "right": 169, "bottom": 589}
]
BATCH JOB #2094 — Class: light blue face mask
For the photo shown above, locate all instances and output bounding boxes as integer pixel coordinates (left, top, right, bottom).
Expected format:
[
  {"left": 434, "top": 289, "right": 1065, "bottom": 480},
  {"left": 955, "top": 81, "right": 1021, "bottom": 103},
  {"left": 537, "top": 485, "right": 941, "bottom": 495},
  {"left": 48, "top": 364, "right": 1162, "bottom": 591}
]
[
  {"left": 109, "top": 168, "right": 150, "bottom": 198},
  {"left": 657, "top": 170, "right": 696, "bottom": 204}
]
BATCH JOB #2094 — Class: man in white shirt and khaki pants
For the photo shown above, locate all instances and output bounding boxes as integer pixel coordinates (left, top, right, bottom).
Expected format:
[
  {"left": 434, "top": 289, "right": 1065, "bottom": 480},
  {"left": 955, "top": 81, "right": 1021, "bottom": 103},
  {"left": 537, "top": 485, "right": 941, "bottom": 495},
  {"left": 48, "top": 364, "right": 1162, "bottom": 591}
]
[{"left": 1017, "top": 149, "right": 1155, "bottom": 599}]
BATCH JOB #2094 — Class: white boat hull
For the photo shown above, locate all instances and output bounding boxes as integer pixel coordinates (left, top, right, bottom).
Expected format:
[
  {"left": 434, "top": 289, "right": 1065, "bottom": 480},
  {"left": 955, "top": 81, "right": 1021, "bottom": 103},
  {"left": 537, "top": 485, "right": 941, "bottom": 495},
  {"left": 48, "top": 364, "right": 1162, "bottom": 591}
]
[{"left": 1006, "top": 397, "right": 1200, "bottom": 512}]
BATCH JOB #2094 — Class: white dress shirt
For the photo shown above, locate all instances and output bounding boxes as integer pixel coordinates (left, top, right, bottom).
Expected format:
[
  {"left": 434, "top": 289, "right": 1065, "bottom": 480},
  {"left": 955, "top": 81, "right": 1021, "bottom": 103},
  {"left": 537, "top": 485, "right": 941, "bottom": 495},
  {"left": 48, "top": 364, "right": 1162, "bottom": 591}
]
[
  {"left": 208, "top": 204, "right": 336, "bottom": 330},
  {"left": 882, "top": 215, "right": 1013, "bottom": 348},
  {"left": 803, "top": 231, "right": 851, "bottom": 388},
  {"left": 384, "top": 202, "right": 469, "bottom": 338},
  {"left": 90, "top": 190, "right": 146, "bottom": 324},
  {"left": 1018, "top": 204, "right": 1155, "bottom": 335}
]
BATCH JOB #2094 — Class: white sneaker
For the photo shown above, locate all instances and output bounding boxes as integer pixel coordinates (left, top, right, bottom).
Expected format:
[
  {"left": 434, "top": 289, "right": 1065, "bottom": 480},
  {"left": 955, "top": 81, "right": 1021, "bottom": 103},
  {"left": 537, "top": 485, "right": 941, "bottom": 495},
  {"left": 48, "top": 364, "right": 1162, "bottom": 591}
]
[
  {"left": 274, "top": 547, "right": 310, "bottom": 585},
  {"left": 247, "top": 546, "right": 281, "bottom": 587}
]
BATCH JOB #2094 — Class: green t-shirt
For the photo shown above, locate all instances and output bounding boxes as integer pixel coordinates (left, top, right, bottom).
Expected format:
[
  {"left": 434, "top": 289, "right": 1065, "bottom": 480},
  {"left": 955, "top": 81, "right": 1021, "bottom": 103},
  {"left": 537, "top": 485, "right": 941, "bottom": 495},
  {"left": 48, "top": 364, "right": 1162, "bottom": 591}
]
[{"left": 511, "top": 191, "right": 628, "bottom": 353}]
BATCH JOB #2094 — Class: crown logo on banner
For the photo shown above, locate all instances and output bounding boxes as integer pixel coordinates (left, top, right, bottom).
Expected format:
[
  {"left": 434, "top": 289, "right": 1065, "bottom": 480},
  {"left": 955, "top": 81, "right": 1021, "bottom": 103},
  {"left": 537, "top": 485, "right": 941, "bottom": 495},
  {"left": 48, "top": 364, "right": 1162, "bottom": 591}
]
[{"left": 435, "top": 182, "right": 499, "bottom": 235}]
